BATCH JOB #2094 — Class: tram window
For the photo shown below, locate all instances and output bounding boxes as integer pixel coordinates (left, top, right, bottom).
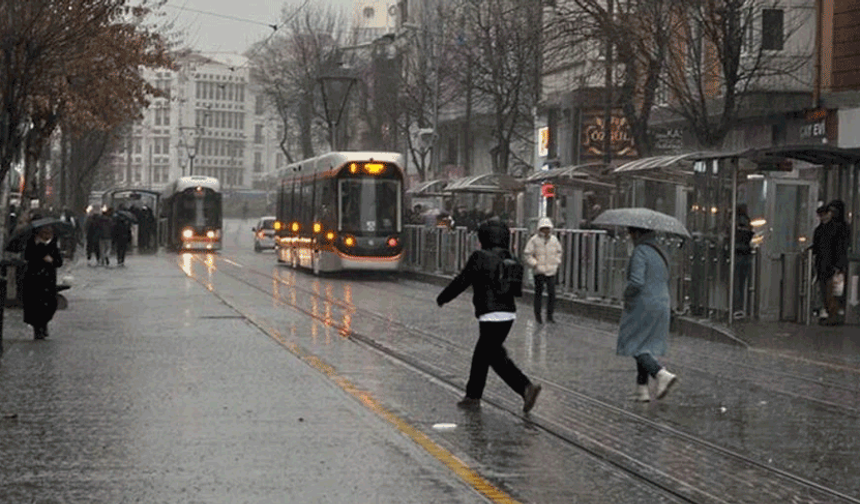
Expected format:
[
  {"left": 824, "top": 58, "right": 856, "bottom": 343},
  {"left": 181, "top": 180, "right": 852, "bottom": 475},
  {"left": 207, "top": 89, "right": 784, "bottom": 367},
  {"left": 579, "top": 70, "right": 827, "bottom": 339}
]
[{"left": 339, "top": 179, "right": 399, "bottom": 233}]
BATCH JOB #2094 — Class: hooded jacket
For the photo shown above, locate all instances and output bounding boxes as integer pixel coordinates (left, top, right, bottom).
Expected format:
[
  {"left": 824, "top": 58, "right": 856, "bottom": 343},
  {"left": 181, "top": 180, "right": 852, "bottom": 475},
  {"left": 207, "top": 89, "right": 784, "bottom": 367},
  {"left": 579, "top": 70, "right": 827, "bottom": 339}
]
[
  {"left": 436, "top": 220, "right": 517, "bottom": 317},
  {"left": 523, "top": 217, "right": 563, "bottom": 276}
]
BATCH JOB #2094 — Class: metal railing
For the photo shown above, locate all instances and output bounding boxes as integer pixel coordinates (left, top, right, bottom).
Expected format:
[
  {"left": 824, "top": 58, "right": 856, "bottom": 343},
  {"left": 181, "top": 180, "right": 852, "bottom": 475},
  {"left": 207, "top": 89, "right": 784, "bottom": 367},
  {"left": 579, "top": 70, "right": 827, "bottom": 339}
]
[{"left": 402, "top": 225, "right": 754, "bottom": 322}]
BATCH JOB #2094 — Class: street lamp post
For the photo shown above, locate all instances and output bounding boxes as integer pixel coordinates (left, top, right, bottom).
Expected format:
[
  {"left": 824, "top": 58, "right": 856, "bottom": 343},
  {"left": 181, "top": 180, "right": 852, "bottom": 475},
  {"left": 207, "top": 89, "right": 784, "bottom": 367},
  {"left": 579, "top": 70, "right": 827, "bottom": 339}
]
[
  {"left": 179, "top": 126, "right": 202, "bottom": 176},
  {"left": 318, "top": 68, "right": 358, "bottom": 151}
]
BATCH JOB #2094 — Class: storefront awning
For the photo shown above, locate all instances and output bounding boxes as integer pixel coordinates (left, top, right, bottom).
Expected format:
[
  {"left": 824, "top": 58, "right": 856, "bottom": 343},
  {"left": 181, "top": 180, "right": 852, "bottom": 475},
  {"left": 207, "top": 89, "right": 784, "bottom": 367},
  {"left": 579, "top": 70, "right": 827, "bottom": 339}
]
[{"left": 443, "top": 173, "right": 525, "bottom": 194}]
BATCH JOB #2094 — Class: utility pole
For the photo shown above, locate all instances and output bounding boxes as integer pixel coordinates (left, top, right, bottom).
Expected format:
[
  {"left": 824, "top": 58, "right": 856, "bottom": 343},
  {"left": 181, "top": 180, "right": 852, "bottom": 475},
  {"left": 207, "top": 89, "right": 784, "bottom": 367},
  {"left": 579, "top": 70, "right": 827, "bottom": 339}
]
[{"left": 603, "top": 0, "right": 614, "bottom": 166}]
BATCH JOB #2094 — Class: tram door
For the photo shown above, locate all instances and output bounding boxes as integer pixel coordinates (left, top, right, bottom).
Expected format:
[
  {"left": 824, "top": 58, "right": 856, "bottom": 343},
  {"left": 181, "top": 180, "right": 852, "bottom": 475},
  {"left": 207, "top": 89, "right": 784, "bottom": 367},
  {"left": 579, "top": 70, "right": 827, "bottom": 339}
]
[{"left": 757, "top": 179, "right": 817, "bottom": 322}]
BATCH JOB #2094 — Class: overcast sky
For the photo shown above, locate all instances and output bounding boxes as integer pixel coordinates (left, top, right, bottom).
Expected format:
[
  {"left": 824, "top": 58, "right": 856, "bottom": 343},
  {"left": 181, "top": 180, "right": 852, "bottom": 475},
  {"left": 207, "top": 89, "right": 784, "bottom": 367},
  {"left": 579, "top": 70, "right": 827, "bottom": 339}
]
[{"left": 160, "top": 0, "right": 354, "bottom": 55}]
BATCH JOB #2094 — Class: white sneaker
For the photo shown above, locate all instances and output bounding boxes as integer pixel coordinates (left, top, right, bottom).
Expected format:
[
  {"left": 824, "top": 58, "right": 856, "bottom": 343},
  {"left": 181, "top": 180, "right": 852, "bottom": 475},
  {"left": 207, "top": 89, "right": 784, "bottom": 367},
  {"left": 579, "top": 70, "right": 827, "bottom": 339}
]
[
  {"left": 634, "top": 385, "right": 650, "bottom": 402},
  {"left": 655, "top": 369, "right": 678, "bottom": 399}
]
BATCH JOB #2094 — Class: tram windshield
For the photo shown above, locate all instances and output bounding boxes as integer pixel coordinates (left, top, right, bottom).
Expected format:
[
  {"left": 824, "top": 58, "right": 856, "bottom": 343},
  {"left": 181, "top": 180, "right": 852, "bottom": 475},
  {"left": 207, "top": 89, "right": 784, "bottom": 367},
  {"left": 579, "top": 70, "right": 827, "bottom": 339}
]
[
  {"left": 179, "top": 191, "right": 221, "bottom": 227},
  {"left": 338, "top": 179, "right": 400, "bottom": 234}
]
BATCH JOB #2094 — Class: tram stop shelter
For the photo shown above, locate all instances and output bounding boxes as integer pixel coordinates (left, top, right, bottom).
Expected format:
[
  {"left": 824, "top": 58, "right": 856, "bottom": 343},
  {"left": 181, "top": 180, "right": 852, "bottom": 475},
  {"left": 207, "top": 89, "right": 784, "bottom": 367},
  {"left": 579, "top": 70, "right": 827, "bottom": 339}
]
[
  {"left": 442, "top": 173, "right": 525, "bottom": 225},
  {"left": 612, "top": 145, "right": 860, "bottom": 328},
  {"left": 406, "top": 179, "right": 449, "bottom": 214},
  {"left": 523, "top": 163, "right": 616, "bottom": 230}
]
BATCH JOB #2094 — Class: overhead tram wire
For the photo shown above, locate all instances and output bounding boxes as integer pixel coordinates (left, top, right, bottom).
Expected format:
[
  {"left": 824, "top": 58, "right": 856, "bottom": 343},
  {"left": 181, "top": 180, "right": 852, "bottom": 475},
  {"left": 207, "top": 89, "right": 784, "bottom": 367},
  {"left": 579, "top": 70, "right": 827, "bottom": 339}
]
[{"left": 165, "top": 0, "right": 313, "bottom": 74}]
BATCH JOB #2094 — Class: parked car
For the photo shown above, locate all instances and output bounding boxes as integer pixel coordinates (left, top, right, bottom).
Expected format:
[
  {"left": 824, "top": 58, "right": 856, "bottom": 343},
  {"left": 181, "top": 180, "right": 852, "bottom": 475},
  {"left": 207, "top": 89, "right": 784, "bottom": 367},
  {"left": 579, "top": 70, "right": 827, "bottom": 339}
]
[{"left": 252, "top": 216, "right": 277, "bottom": 252}]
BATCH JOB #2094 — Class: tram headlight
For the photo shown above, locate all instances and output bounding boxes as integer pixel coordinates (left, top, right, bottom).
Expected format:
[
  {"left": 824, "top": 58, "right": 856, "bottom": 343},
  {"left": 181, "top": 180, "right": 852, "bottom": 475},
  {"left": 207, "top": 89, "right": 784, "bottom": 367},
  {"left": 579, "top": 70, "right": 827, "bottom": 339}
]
[
  {"left": 313, "top": 222, "right": 322, "bottom": 233},
  {"left": 274, "top": 221, "right": 283, "bottom": 231},
  {"left": 325, "top": 231, "right": 335, "bottom": 241},
  {"left": 291, "top": 222, "right": 300, "bottom": 232},
  {"left": 182, "top": 227, "right": 194, "bottom": 239},
  {"left": 387, "top": 237, "right": 398, "bottom": 247},
  {"left": 206, "top": 230, "right": 216, "bottom": 239},
  {"left": 344, "top": 235, "right": 355, "bottom": 247}
]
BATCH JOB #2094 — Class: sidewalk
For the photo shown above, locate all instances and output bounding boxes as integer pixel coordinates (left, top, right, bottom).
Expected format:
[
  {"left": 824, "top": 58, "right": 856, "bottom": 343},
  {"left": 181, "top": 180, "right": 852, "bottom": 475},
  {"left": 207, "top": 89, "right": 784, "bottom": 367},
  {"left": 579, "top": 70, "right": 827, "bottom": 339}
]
[{"left": 0, "top": 253, "right": 487, "bottom": 504}]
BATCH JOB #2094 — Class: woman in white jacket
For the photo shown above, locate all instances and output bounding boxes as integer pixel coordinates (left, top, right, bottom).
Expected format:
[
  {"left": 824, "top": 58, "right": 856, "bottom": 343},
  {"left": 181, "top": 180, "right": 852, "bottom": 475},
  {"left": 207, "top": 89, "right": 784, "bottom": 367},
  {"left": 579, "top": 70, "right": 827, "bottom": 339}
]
[{"left": 523, "top": 217, "right": 563, "bottom": 323}]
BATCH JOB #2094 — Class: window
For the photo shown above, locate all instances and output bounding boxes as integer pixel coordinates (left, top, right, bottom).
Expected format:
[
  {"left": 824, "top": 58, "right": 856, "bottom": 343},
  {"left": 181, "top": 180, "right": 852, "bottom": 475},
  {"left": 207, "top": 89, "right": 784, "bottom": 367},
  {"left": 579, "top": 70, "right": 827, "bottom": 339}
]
[
  {"left": 254, "top": 152, "right": 263, "bottom": 172},
  {"left": 364, "top": 7, "right": 374, "bottom": 18},
  {"left": 761, "top": 9, "right": 783, "bottom": 51},
  {"left": 255, "top": 95, "right": 264, "bottom": 115},
  {"left": 255, "top": 124, "right": 263, "bottom": 144}
]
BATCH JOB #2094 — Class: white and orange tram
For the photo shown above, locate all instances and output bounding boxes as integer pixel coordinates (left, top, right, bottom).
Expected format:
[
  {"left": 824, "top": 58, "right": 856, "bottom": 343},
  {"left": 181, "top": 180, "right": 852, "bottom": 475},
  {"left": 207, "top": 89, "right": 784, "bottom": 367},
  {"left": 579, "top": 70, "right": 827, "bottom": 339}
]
[
  {"left": 159, "top": 175, "right": 223, "bottom": 251},
  {"left": 272, "top": 151, "right": 405, "bottom": 273}
]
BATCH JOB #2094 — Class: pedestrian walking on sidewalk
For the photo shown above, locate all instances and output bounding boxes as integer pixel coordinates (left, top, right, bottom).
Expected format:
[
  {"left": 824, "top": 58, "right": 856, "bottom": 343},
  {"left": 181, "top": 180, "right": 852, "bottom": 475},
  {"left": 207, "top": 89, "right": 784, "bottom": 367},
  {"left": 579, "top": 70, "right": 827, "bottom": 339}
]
[
  {"left": 112, "top": 210, "right": 132, "bottom": 266},
  {"left": 95, "top": 208, "right": 115, "bottom": 266},
  {"left": 23, "top": 222, "right": 63, "bottom": 340},
  {"left": 523, "top": 217, "right": 562, "bottom": 323},
  {"left": 618, "top": 227, "right": 677, "bottom": 402},
  {"left": 436, "top": 220, "right": 542, "bottom": 413}
]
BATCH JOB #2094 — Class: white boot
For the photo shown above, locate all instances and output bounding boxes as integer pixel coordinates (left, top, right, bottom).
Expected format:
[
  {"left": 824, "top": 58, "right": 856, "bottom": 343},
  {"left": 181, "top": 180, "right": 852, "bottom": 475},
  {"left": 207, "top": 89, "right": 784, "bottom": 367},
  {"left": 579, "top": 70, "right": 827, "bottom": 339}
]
[
  {"left": 655, "top": 369, "right": 678, "bottom": 399},
  {"left": 635, "top": 385, "right": 650, "bottom": 402}
]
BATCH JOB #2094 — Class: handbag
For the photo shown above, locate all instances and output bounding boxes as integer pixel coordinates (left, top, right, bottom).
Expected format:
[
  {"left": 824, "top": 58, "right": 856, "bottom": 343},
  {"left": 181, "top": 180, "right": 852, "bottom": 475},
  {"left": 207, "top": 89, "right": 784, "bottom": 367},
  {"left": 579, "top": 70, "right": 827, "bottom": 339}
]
[{"left": 833, "top": 272, "right": 845, "bottom": 297}]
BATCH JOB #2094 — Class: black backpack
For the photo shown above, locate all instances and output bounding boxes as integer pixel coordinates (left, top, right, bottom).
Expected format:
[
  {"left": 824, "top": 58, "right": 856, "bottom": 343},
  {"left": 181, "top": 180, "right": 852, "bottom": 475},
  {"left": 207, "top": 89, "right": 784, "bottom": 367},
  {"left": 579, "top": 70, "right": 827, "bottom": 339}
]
[{"left": 487, "top": 249, "right": 524, "bottom": 297}]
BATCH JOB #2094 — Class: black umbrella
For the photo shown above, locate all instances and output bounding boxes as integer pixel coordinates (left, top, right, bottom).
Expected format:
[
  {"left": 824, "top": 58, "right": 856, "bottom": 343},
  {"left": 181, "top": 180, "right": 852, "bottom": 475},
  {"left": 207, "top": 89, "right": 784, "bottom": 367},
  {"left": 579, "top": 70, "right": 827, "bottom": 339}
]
[
  {"left": 115, "top": 209, "right": 138, "bottom": 223},
  {"left": 5, "top": 217, "right": 76, "bottom": 252}
]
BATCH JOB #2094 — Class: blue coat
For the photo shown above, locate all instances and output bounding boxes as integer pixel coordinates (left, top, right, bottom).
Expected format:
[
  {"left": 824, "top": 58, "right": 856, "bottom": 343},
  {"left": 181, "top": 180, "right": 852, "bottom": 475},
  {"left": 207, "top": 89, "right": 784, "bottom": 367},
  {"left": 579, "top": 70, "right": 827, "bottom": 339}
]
[{"left": 617, "top": 237, "right": 670, "bottom": 357}]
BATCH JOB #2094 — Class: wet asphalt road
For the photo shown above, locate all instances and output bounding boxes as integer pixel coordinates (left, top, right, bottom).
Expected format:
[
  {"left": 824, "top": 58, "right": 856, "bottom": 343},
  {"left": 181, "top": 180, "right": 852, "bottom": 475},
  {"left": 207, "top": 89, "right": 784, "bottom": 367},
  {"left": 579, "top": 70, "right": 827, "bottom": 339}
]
[{"left": 2, "top": 218, "right": 859, "bottom": 503}]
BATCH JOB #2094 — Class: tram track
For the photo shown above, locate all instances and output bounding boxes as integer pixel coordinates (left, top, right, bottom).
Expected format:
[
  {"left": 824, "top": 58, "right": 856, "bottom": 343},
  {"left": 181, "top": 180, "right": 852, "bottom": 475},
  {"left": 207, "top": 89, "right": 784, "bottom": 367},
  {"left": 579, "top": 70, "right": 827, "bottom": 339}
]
[{"left": 185, "top": 253, "right": 860, "bottom": 504}]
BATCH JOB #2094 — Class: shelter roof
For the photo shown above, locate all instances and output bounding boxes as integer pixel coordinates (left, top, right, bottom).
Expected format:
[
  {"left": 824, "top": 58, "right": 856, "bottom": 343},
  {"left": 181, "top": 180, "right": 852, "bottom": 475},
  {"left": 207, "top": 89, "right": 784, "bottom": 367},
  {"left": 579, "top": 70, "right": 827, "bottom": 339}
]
[
  {"left": 444, "top": 173, "right": 524, "bottom": 194},
  {"left": 406, "top": 179, "right": 448, "bottom": 196},
  {"left": 523, "top": 163, "right": 612, "bottom": 187},
  {"left": 740, "top": 144, "right": 860, "bottom": 166},
  {"left": 613, "top": 152, "right": 723, "bottom": 174}
]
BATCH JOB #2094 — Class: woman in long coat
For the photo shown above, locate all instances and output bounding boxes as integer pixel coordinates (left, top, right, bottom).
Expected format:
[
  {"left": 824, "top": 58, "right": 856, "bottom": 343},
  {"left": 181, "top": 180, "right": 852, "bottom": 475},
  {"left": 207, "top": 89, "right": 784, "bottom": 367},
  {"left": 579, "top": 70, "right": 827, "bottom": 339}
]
[
  {"left": 23, "top": 225, "right": 63, "bottom": 339},
  {"left": 617, "top": 227, "right": 678, "bottom": 402}
]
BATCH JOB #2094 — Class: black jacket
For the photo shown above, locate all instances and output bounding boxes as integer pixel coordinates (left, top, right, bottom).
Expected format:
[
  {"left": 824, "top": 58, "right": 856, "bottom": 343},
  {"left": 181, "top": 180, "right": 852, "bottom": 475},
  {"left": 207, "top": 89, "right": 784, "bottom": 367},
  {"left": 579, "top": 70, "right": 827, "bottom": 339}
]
[{"left": 436, "top": 247, "right": 517, "bottom": 317}]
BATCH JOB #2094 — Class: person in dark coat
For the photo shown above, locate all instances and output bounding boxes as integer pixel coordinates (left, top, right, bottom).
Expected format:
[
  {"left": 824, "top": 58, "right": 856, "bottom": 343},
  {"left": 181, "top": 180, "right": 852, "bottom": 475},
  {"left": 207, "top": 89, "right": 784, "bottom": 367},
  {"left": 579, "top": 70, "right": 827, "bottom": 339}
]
[
  {"left": 818, "top": 200, "right": 850, "bottom": 325},
  {"left": 811, "top": 205, "right": 831, "bottom": 318},
  {"left": 436, "top": 220, "right": 542, "bottom": 412},
  {"left": 95, "top": 208, "right": 115, "bottom": 266},
  {"left": 85, "top": 210, "right": 100, "bottom": 264},
  {"left": 113, "top": 211, "right": 132, "bottom": 266},
  {"left": 617, "top": 227, "right": 678, "bottom": 402},
  {"left": 733, "top": 204, "right": 754, "bottom": 318},
  {"left": 23, "top": 224, "right": 64, "bottom": 339}
]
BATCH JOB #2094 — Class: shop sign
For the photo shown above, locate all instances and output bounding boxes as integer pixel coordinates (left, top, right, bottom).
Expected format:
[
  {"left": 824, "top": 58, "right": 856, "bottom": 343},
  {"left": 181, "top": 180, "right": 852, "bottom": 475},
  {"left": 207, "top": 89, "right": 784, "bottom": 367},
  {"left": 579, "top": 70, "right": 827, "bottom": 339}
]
[
  {"left": 651, "top": 127, "right": 686, "bottom": 155},
  {"left": 538, "top": 126, "right": 549, "bottom": 157},
  {"left": 799, "top": 108, "right": 828, "bottom": 140},
  {"left": 581, "top": 111, "right": 637, "bottom": 159}
]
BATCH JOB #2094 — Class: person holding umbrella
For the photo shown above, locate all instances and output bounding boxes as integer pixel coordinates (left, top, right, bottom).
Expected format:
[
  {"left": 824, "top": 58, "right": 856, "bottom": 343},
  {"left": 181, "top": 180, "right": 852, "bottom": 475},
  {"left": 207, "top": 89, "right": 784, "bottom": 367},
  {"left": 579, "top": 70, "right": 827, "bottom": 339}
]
[
  {"left": 22, "top": 216, "right": 64, "bottom": 339},
  {"left": 618, "top": 226, "right": 678, "bottom": 402},
  {"left": 591, "top": 208, "right": 685, "bottom": 402}
]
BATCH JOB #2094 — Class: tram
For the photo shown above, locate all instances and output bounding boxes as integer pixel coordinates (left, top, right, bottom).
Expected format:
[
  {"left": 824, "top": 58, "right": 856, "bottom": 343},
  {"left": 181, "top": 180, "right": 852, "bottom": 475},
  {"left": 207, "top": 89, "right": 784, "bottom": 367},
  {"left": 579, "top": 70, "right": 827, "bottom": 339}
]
[
  {"left": 273, "top": 151, "right": 404, "bottom": 273},
  {"left": 159, "top": 175, "right": 223, "bottom": 251}
]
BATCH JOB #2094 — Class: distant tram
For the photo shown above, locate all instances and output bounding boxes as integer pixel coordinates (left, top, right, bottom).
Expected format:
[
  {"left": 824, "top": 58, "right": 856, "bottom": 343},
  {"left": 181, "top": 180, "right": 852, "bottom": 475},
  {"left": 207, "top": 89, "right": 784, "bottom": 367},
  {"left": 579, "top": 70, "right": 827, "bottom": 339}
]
[
  {"left": 159, "top": 175, "right": 223, "bottom": 251},
  {"left": 272, "top": 151, "right": 404, "bottom": 273}
]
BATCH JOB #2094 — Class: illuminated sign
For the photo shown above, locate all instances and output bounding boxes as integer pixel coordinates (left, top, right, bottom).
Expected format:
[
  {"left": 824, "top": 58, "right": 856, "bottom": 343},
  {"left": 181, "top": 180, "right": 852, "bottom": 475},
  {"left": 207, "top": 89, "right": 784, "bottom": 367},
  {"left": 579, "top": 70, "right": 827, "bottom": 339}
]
[
  {"left": 538, "top": 127, "right": 550, "bottom": 157},
  {"left": 581, "top": 111, "right": 637, "bottom": 159}
]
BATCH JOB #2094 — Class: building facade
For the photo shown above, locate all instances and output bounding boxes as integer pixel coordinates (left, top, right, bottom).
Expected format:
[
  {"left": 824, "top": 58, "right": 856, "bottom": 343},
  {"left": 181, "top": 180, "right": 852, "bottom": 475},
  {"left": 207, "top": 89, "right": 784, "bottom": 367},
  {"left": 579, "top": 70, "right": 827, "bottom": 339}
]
[{"left": 100, "top": 51, "right": 283, "bottom": 193}]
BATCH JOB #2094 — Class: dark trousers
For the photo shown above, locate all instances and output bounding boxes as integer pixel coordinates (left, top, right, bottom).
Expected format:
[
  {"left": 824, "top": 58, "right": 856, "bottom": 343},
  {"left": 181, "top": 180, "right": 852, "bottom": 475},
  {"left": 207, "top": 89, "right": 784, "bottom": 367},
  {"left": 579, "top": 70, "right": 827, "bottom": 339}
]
[
  {"left": 465, "top": 320, "right": 531, "bottom": 399},
  {"left": 116, "top": 241, "right": 128, "bottom": 264},
  {"left": 733, "top": 253, "right": 752, "bottom": 313},
  {"left": 635, "top": 353, "right": 662, "bottom": 385},
  {"left": 533, "top": 274, "right": 556, "bottom": 319}
]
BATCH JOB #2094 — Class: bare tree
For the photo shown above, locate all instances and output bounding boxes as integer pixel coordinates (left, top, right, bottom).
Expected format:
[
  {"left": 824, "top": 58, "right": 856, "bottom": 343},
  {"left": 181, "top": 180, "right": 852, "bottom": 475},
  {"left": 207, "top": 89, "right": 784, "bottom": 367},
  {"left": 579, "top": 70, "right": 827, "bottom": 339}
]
[
  {"left": 249, "top": 4, "right": 347, "bottom": 162},
  {"left": 663, "top": 0, "right": 811, "bottom": 149},
  {"left": 0, "top": 0, "right": 171, "bottom": 206},
  {"left": 448, "top": 0, "right": 542, "bottom": 175},
  {"left": 547, "top": 0, "right": 810, "bottom": 155}
]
